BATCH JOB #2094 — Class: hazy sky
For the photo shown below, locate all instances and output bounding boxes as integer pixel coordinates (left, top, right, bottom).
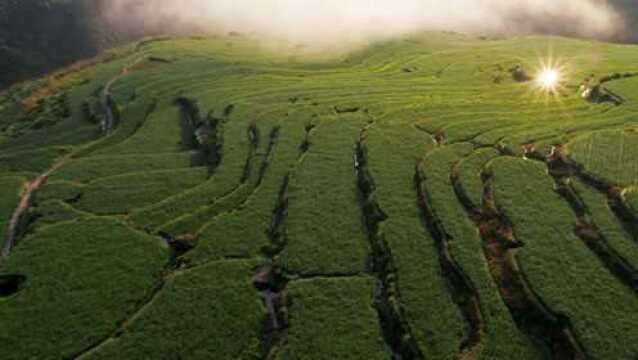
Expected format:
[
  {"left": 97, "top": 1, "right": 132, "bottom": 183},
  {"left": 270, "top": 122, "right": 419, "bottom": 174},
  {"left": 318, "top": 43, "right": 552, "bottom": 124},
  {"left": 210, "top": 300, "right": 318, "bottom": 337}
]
[{"left": 103, "top": 0, "right": 625, "bottom": 46}]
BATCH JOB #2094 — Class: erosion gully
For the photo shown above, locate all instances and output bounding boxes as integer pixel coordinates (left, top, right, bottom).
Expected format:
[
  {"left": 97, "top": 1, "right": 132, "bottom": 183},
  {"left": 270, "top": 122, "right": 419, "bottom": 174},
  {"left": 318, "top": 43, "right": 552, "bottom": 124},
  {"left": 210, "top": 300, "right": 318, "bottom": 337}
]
[
  {"left": 253, "top": 174, "right": 289, "bottom": 359},
  {"left": 525, "top": 145, "right": 638, "bottom": 291},
  {"left": 356, "top": 127, "right": 424, "bottom": 359},
  {"left": 175, "top": 97, "right": 228, "bottom": 174},
  {"left": 98, "top": 57, "right": 143, "bottom": 136},
  {"left": 252, "top": 123, "right": 318, "bottom": 359},
  {"left": 525, "top": 145, "right": 638, "bottom": 241},
  {"left": 414, "top": 162, "right": 483, "bottom": 355},
  {"left": 257, "top": 126, "right": 281, "bottom": 187},
  {"left": 100, "top": 75, "right": 120, "bottom": 136},
  {"left": 451, "top": 165, "right": 586, "bottom": 359},
  {"left": 241, "top": 122, "right": 260, "bottom": 183},
  {"left": 76, "top": 101, "right": 268, "bottom": 358}
]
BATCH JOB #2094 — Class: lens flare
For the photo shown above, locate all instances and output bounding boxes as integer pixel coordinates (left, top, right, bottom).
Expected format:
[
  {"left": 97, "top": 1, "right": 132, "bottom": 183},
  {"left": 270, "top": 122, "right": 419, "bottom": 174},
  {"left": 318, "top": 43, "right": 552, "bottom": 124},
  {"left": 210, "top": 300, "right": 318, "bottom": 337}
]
[
  {"left": 537, "top": 67, "right": 560, "bottom": 91},
  {"left": 530, "top": 54, "right": 570, "bottom": 102}
]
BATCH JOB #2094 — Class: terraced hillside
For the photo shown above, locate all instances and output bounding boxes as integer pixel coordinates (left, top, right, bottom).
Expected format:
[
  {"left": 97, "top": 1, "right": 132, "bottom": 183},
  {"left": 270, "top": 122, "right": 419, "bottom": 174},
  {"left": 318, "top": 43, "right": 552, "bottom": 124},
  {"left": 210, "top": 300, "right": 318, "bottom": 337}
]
[{"left": 1, "top": 33, "right": 637, "bottom": 359}]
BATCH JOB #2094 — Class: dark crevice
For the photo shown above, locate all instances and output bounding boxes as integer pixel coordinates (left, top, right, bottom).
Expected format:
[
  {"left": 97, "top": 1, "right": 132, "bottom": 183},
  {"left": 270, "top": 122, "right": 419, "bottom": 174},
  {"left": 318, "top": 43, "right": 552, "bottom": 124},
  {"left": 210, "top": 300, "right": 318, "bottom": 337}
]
[
  {"left": 0, "top": 274, "right": 26, "bottom": 297},
  {"left": 255, "top": 173, "right": 290, "bottom": 360},
  {"left": 158, "top": 232, "right": 197, "bottom": 260},
  {"left": 573, "top": 220, "right": 638, "bottom": 291},
  {"left": 66, "top": 192, "right": 84, "bottom": 205},
  {"left": 599, "top": 72, "right": 638, "bottom": 84},
  {"left": 494, "top": 142, "right": 516, "bottom": 157},
  {"left": 525, "top": 148, "right": 638, "bottom": 292},
  {"left": 530, "top": 145, "right": 638, "bottom": 246},
  {"left": 175, "top": 97, "right": 202, "bottom": 151},
  {"left": 101, "top": 63, "right": 130, "bottom": 136},
  {"left": 299, "top": 123, "right": 316, "bottom": 153},
  {"left": 580, "top": 72, "right": 637, "bottom": 106},
  {"left": 334, "top": 105, "right": 360, "bottom": 114},
  {"left": 101, "top": 93, "right": 120, "bottom": 135},
  {"left": 263, "top": 175, "right": 289, "bottom": 258},
  {"left": 223, "top": 104, "right": 235, "bottom": 118},
  {"left": 198, "top": 113, "right": 224, "bottom": 174},
  {"left": 454, "top": 166, "right": 586, "bottom": 359},
  {"left": 510, "top": 65, "right": 532, "bottom": 82},
  {"left": 255, "top": 123, "right": 317, "bottom": 359},
  {"left": 79, "top": 98, "right": 158, "bottom": 160},
  {"left": 254, "top": 125, "right": 321, "bottom": 359},
  {"left": 253, "top": 262, "right": 288, "bottom": 360},
  {"left": 157, "top": 124, "right": 275, "bottom": 243},
  {"left": 356, "top": 132, "right": 424, "bottom": 359},
  {"left": 284, "top": 272, "right": 364, "bottom": 280},
  {"left": 241, "top": 122, "right": 260, "bottom": 183},
  {"left": 414, "top": 162, "right": 483, "bottom": 354},
  {"left": 433, "top": 132, "right": 445, "bottom": 146},
  {"left": 175, "top": 97, "right": 225, "bottom": 174},
  {"left": 257, "top": 126, "right": 281, "bottom": 187}
]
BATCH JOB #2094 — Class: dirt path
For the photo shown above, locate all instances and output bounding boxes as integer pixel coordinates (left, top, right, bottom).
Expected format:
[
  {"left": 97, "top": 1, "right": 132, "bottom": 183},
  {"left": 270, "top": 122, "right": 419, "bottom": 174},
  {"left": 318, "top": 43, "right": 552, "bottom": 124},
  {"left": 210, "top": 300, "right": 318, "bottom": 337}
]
[
  {"left": 1, "top": 154, "right": 73, "bottom": 261},
  {"left": 1, "top": 63, "right": 136, "bottom": 264}
]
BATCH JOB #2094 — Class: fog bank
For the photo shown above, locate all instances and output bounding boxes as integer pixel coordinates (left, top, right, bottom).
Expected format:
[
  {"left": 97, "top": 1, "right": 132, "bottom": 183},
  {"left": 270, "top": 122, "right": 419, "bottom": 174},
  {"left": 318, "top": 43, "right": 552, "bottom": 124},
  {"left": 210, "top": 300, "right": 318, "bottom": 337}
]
[{"left": 102, "top": 0, "right": 626, "bottom": 47}]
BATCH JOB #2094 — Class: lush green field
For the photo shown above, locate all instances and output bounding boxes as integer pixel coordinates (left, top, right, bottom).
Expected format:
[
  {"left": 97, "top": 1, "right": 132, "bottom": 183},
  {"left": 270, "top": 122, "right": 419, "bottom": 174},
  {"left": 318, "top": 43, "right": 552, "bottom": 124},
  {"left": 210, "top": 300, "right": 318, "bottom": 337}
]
[{"left": 1, "top": 32, "right": 638, "bottom": 359}]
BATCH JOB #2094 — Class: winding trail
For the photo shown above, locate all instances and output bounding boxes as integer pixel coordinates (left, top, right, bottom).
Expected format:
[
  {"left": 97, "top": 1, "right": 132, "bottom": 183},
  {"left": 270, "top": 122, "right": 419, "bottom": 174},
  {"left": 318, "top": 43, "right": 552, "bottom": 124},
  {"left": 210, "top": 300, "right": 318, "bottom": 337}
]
[
  {"left": 1, "top": 154, "right": 73, "bottom": 261},
  {"left": 1, "top": 63, "right": 135, "bottom": 264}
]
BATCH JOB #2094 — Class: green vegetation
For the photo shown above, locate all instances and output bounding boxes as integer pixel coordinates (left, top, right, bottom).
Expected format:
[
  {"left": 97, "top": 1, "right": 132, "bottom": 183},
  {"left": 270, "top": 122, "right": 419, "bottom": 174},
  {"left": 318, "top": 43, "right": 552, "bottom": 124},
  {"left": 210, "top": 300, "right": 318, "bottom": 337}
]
[
  {"left": 0, "top": 217, "right": 167, "bottom": 359},
  {"left": 281, "top": 276, "right": 391, "bottom": 359},
  {"left": 365, "top": 125, "right": 466, "bottom": 358},
  {"left": 0, "top": 176, "right": 24, "bottom": 234},
  {"left": 75, "top": 167, "right": 209, "bottom": 215},
  {"left": 490, "top": 157, "right": 638, "bottom": 359},
  {"left": 422, "top": 144, "right": 541, "bottom": 359},
  {"left": 281, "top": 115, "right": 369, "bottom": 276},
  {"left": 86, "top": 260, "right": 263, "bottom": 359},
  {"left": 572, "top": 179, "right": 638, "bottom": 269},
  {"left": 186, "top": 113, "right": 308, "bottom": 265},
  {"left": 1, "top": 32, "right": 638, "bottom": 359},
  {"left": 128, "top": 104, "right": 257, "bottom": 231},
  {"left": 0, "top": 148, "right": 60, "bottom": 174},
  {"left": 51, "top": 152, "right": 197, "bottom": 183},
  {"left": 30, "top": 199, "right": 88, "bottom": 229},
  {"left": 567, "top": 128, "right": 638, "bottom": 186},
  {"left": 454, "top": 147, "right": 500, "bottom": 207}
]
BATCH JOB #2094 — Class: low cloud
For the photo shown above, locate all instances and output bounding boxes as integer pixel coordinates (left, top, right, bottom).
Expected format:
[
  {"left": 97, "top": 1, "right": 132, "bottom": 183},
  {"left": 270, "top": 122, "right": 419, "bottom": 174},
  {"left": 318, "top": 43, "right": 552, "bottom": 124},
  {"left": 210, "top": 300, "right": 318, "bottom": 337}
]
[{"left": 102, "top": 0, "right": 626, "bottom": 47}]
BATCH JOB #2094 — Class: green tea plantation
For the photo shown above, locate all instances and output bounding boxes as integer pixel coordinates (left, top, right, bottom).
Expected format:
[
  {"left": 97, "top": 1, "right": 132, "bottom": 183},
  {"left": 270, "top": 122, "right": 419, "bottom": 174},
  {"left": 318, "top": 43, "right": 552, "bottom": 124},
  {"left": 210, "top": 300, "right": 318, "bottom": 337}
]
[{"left": 1, "top": 33, "right": 637, "bottom": 359}]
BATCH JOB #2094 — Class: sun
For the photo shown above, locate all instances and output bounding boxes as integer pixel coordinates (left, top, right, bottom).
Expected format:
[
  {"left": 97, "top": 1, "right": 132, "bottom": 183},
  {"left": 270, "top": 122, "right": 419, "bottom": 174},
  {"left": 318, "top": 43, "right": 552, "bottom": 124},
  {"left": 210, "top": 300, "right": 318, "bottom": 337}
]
[
  {"left": 537, "top": 67, "right": 561, "bottom": 91},
  {"left": 529, "top": 54, "right": 570, "bottom": 102}
]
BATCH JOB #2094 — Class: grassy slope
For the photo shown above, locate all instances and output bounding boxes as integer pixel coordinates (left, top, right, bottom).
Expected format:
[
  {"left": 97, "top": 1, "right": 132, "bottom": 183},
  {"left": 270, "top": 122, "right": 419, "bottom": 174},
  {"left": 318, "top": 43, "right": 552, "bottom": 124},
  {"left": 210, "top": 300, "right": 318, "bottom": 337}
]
[
  {"left": 0, "top": 217, "right": 167, "bottom": 359},
  {"left": 0, "top": 33, "right": 637, "bottom": 359}
]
